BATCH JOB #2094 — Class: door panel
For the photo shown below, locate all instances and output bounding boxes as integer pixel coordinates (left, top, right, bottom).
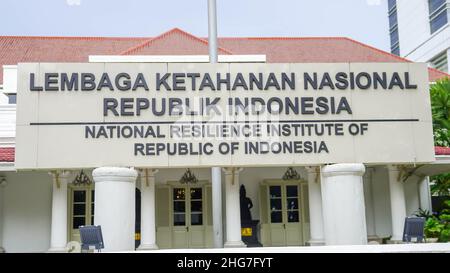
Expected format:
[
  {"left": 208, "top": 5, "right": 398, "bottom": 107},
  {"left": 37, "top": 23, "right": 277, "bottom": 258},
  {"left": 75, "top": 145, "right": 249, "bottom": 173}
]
[
  {"left": 156, "top": 187, "right": 170, "bottom": 227},
  {"left": 270, "top": 225, "right": 286, "bottom": 246},
  {"left": 69, "top": 187, "right": 94, "bottom": 242},
  {"left": 172, "top": 187, "right": 189, "bottom": 248},
  {"left": 285, "top": 185, "right": 302, "bottom": 245},
  {"left": 266, "top": 183, "right": 303, "bottom": 246},
  {"left": 172, "top": 227, "right": 189, "bottom": 248},
  {"left": 190, "top": 187, "right": 203, "bottom": 226},
  {"left": 189, "top": 187, "right": 205, "bottom": 248},
  {"left": 189, "top": 226, "right": 205, "bottom": 248},
  {"left": 285, "top": 224, "right": 302, "bottom": 246},
  {"left": 268, "top": 185, "right": 286, "bottom": 246},
  {"left": 171, "top": 186, "right": 206, "bottom": 248},
  {"left": 156, "top": 186, "right": 170, "bottom": 248}
]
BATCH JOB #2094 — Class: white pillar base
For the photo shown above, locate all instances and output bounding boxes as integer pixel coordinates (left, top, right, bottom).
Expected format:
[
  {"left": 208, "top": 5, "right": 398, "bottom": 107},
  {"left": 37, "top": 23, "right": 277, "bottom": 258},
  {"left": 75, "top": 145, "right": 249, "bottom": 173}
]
[
  {"left": 321, "top": 163, "right": 368, "bottom": 245},
  {"left": 47, "top": 247, "right": 68, "bottom": 253},
  {"left": 386, "top": 239, "right": 407, "bottom": 244},
  {"left": 136, "top": 244, "right": 159, "bottom": 251},
  {"left": 367, "top": 235, "right": 382, "bottom": 244},
  {"left": 306, "top": 239, "right": 325, "bottom": 246},
  {"left": 224, "top": 241, "right": 247, "bottom": 248},
  {"left": 93, "top": 167, "right": 138, "bottom": 252}
]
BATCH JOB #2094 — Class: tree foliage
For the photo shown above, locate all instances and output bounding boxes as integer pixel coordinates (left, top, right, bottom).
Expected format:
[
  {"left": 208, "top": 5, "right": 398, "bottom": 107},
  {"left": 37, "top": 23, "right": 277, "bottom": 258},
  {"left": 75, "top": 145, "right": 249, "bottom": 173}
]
[{"left": 430, "top": 78, "right": 450, "bottom": 196}]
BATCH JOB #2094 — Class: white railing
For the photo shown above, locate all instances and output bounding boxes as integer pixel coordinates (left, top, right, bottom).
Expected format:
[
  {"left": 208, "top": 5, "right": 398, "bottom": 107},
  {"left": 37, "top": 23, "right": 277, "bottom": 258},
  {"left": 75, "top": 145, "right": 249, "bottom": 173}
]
[{"left": 0, "top": 105, "right": 16, "bottom": 147}]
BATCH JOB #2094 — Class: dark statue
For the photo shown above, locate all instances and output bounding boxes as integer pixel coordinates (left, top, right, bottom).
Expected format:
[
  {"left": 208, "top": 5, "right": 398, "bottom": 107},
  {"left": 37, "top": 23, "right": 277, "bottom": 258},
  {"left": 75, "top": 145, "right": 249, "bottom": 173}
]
[
  {"left": 240, "top": 185, "right": 253, "bottom": 222},
  {"left": 239, "top": 185, "right": 262, "bottom": 247}
]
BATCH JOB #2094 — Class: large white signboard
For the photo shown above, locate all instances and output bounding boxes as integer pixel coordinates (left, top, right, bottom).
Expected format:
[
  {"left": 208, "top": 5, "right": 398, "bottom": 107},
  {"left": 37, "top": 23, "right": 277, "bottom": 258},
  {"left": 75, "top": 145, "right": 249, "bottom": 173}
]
[{"left": 15, "top": 62, "right": 434, "bottom": 169}]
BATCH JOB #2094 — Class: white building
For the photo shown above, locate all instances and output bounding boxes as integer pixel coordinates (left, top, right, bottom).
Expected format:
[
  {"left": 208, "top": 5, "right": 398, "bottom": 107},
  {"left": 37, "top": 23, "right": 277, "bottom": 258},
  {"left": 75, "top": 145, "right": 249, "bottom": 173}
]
[
  {"left": 0, "top": 28, "right": 449, "bottom": 253},
  {"left": 388, "top": 0, "right": 450, "bottom": 72}
]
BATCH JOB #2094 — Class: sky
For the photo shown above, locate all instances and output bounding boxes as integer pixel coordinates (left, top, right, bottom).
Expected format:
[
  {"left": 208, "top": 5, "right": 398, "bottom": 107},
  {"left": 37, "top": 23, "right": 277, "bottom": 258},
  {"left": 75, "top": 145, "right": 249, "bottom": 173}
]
[{"left": 1, "top": 0, "right": 391, "bottom": 52}]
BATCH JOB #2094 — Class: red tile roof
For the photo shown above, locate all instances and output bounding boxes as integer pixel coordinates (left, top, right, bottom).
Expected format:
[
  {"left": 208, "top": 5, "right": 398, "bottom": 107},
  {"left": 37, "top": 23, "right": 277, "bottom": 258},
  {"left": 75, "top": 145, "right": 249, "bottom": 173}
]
[
  {"left": 0, "top": 145, "right": 448, "bottom": 163},
  {"left": 121, "top": 28, "right": 233, "bottom": 56},
  {"left": 0, "top": 36, "right": 147, "bottom": 84},
  {"left": 217, "top": 36, "right": 449, "bottom": 82},
  {"left": 0, "top": 28, "right": 448, "bottom": 84},
  {"left": 0, "top": 147, "right": 14, "bottom": 162},
  {"left": 435, "top": 146, "right": 450, "bottom": 156}
]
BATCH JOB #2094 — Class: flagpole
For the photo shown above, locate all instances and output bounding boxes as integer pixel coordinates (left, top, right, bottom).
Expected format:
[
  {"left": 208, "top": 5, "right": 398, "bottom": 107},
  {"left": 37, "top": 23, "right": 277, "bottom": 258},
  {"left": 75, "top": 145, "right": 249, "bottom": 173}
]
[
  {"left": 208, "top": 0, "right": 223, "bottom": 248},
  {"left": 208, "top": 0, "right": 218, "bottom": 63}
]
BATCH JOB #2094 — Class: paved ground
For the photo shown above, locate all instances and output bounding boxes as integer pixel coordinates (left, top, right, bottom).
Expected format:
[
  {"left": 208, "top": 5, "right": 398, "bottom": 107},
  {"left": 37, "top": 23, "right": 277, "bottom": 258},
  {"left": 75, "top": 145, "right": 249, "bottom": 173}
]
[{"left": 130, "top": 243, "right": 450, "bottom": 253}]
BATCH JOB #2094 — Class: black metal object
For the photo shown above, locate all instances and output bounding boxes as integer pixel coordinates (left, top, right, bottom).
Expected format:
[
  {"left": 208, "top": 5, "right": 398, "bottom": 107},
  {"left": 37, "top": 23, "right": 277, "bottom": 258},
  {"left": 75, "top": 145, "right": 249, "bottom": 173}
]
[
  {"left": 79, "top": 225, "right": 104, "bottom": 252},
  {"left": 402, "top": 217, "right": 425, "bottom": 243},
  {"left": 135, "top": 188, "right": 141, "bottom": 249},
  {"left": 240, "top": 185, "right": 253, "bottom": 222},
  {"left": 241, "top": 220, "right": 263, "bottom": 247},
  {"left": 239, "top": 185, "right": 262, "bottom": 247},
  {"left": 282, "top": 167, "right": 301, "bottom": 181},
  {"left": 180, "top": 168, "right": 198, "bottom": 184},
  {"left": 73, "top": 170, "right": 92, "bottom": 185}
]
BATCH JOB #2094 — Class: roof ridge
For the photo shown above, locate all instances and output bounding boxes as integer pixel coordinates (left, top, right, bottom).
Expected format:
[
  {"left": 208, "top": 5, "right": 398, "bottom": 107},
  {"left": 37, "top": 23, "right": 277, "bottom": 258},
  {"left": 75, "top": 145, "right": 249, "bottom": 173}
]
[
  {"left": 343, "top": 37, "right": 450, "bottom": 78},
  {"left": 429, "top": 67, "right": 450, "bottom": 78},
  {"left": 0, "top": 36, "right": 148, "bottom": 40},
  {"left": 342, "top": 37, "right": 412, "bottom": 63},
  {"left": 120, "top": 28, "right": 233, "bottom": 55},
  {"left": 216, "top": 36, "right": 349, "bottom": 40}
]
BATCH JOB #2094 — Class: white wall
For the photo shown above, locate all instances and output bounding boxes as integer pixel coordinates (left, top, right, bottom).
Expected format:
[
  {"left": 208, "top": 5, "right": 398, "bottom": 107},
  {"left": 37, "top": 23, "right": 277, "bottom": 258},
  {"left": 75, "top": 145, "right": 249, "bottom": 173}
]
[
  {"left": 0, "top": 165, "right": 424, "bottom": 251},
  {"left": 396, "top": 0, "right": 450, "bottom": 65},
  {"left": 396, "top": 0, "right": 430, "bottom": 57},
  {"left": 370, "top": 166, "right": 426, "bottom": 240},
  {"left": 154, "top": 167, "right": 297, "bottom": 222},
  {"left": 0, "top": 105, "right": 16, "bottom": 147},
  {"left": 2, "top": 171, "right": 52, "bottom": 253},
  {"left": 371, "top": 166, "right": 392, "bottom": 238},
  {"left": 404, "top": 176, "right": 421, "bottom": 216},
  {"left": 0, "top": 181, "right": 4, "bottom": 251},
  {"left": 407, "top": 26, "right": 450, "bottom": 64},
  {"left": 2, "top": 65, "right": 17, "bottom": 94}
]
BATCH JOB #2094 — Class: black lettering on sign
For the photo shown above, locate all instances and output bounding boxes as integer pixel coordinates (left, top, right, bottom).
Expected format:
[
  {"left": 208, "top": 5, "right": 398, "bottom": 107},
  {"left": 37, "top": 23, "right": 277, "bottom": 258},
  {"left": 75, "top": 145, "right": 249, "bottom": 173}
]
[{"left": 30, "top": 73, "right": 43, "bottom": 91}]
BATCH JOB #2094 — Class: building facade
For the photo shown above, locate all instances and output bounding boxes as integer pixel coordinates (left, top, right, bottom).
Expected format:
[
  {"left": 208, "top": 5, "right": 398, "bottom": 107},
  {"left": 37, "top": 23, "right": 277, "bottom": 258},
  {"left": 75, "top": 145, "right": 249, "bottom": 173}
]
[
  {"left": 388, "top": 0, "right": 450, "bottom": 72},
  {"left": 0, "top": 28, "right": 450, "bottom": 252}
]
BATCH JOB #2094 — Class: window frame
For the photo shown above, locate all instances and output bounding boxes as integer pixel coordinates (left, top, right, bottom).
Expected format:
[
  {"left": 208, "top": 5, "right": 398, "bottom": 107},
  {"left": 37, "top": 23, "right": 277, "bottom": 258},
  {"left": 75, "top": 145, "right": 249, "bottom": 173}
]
[
  {"left": 430, "top": 51, "right": 448, "bottom": 72},
  {"left": 388, "top": 0, "right": 400, "bottom": 55},
  {"left": 429, "top": 0, "right": 449, "bottom": 34}
]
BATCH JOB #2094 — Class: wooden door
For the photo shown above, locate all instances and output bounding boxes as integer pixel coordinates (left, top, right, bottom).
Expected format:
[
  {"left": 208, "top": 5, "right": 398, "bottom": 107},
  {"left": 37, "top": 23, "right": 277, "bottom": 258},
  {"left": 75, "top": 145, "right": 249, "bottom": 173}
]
[
  {"left": 68, "top": 186, "right": 94, "bottom": 242},
  {"left": 266, "top": 183, "right": 303, "bottom": 246},
  {"left": 171, "top": 186, "right": 205, "bottom": 248}
]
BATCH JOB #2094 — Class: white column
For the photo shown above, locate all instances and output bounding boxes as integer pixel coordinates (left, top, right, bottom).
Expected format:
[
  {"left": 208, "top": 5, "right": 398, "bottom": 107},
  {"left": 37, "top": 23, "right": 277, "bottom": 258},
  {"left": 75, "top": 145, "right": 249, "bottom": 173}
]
[
  {"left": 305, "top": 167, "right": 324, "bottom": 246},
  {"left": 387, "top": 165, "right": 407, "bottom": 242},
  {"left": 418, "top": 176, "right": 432, "bottom": 212},
  {"left": 321, "top": 164, "right": 367, "bottom": 245},
  {"left": 222, "top": 167, "right": 246, "bottom": 248},
  {"left": 93, "top": 167, "right": 137, "bottom": 252},
  {"left": 0, "top": 177, "right": 6, "bottom": 253},
  {"left": 212, "top": 167, "right": 223, "bottom": 248},
  {"left": 48, "top": 170, "right": 71, "bottom": 252},
  {"left": 363, "top": 168, "right": 377, "bottom": 239},
  {"left": 137, "top": 169, "right": 158, "bottom": 250}
]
